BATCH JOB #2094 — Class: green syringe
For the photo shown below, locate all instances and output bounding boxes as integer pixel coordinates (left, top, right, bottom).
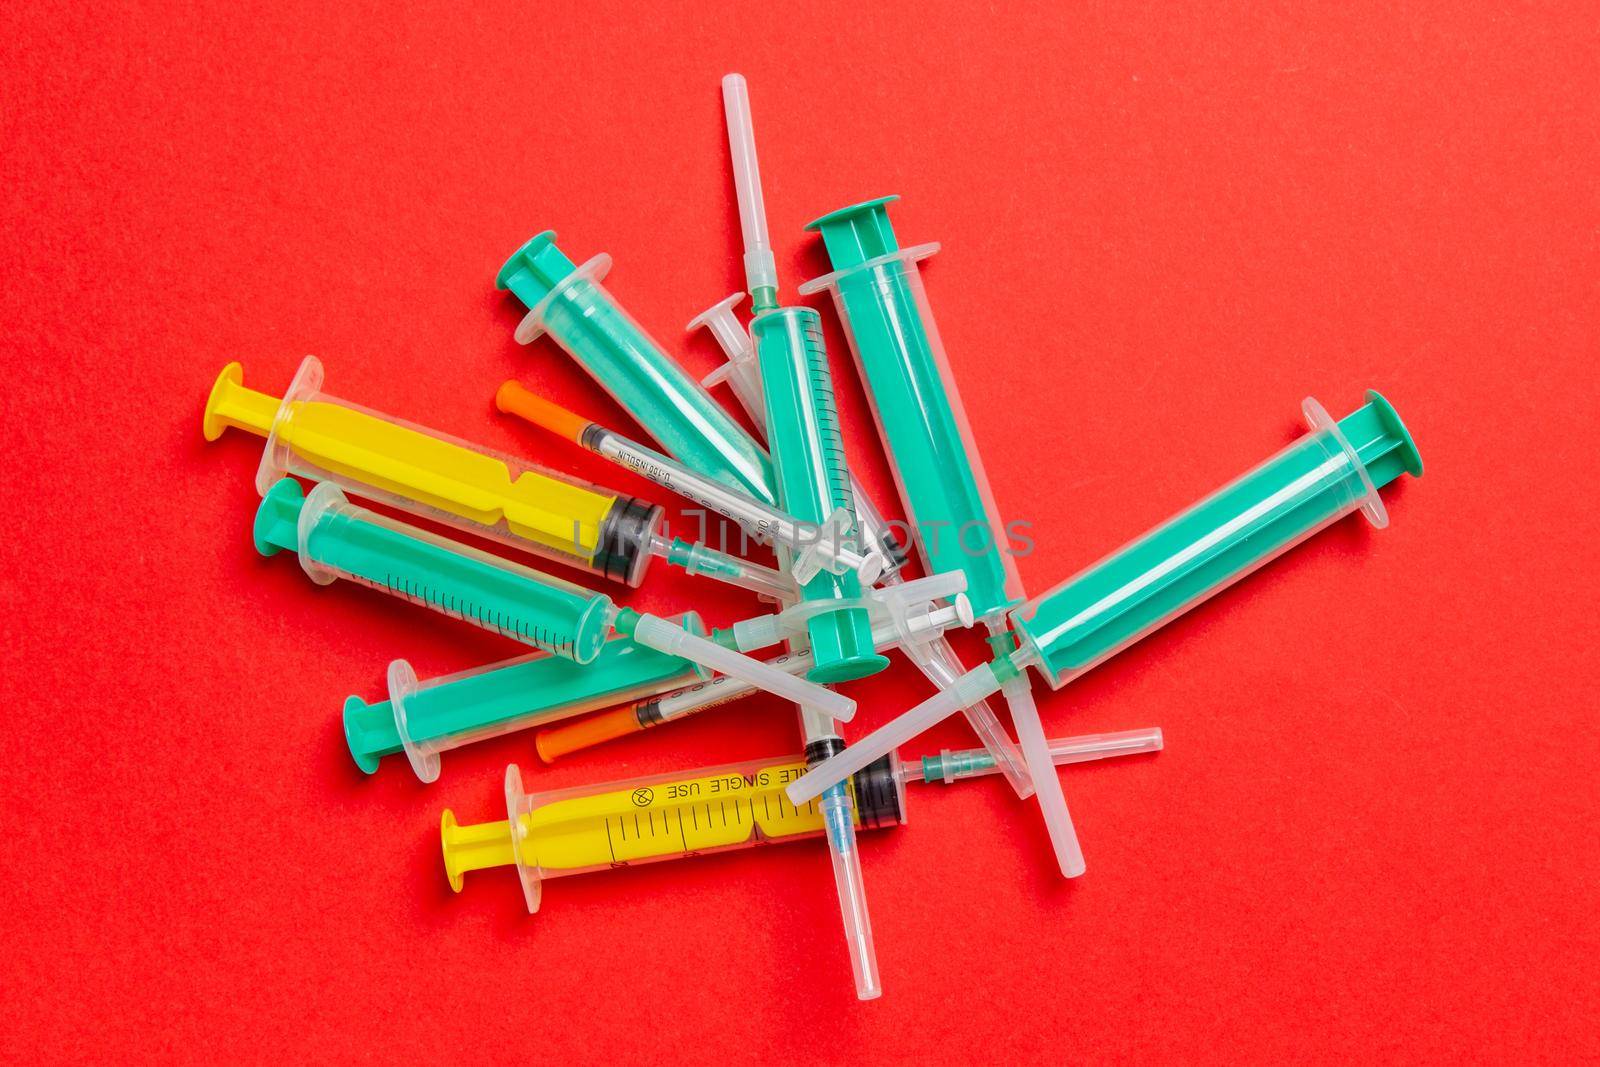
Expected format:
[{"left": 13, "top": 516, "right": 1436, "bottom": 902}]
[
  {"left": 342, "top": 613, "right": 708, "bottom": 781},
  {"left": 801, "top": 198, "right": 1023, "bottom": 622},
  {"left": 722, "top": 73, "right": 887, "bottom": 685},
  {"left": 688, "top": 292, "right": 913, "bottom": 582},
  {"left": 253, "top": 478, "right": 854, "bottom": 720},
  {"left": 788, "top": 392, "right": 1423, "bottom": 835},
  {"left": 798, "top": 196, "right": 1065, "bottom": 855},
  {"left": 497, "top": 232, "right": 778, "bottom": 508}
]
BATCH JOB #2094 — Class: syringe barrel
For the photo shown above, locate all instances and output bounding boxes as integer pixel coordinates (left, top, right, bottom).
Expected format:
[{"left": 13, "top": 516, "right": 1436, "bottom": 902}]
[
  {"left": 254, "top": 479, "right": 614, "bottom": 663},
  {"left": 497, "top": 233, "right": 777, "bottom": 506},
  {"left": 692, "top": 300, "right": 909, "bottom": 580},
  {"left": 802, "top": 198, "right": 1024, "bottom": 622},
  {"left": 341, "top": 613, "right": 708, "bottom": 779},
  {"left": 206, "top": 358, "right": 664, "bottom": 587},
  {"left": 750, "top": 307, "right": 887, "bottom": 684},
  {"left": 1010, "top": 392, "right": 1422, "bottom": 687},
  {"left": 494, "top": 754, "right": 905, "bottom": 913}
]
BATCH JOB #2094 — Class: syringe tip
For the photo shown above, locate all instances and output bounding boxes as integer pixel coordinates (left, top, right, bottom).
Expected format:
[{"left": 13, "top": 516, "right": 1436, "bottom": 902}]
[{"left": 492, "top": 380, "right": 522, "bottom": 414}]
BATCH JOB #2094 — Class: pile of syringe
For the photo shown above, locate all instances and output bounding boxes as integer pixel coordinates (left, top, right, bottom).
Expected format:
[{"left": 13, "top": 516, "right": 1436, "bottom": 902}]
[{"left": 203, "top": 74, "right": 1422, "bottom": 1000}]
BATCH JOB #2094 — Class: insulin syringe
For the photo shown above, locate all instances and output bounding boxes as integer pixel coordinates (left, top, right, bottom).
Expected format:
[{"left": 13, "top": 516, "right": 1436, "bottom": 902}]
[{"left": 495, "top": 382, "right": 886, "bottom": 586}]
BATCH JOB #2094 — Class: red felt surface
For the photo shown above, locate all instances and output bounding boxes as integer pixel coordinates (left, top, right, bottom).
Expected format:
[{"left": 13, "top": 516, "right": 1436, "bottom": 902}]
[{"left": 2, "top": 1, "right": 1596, "bottom": 1060}]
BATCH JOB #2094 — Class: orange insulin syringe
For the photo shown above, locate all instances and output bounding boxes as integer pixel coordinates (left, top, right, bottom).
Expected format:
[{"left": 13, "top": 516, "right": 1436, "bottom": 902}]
[
  {"left": 441, "top": 729, "right": 1162, "bottom": 913},
  {"left": 496, "top": 381, "right": 886, "bottom": 587},
  {"left": 203, "top": 357, "right": 795, "bottom": 599}
]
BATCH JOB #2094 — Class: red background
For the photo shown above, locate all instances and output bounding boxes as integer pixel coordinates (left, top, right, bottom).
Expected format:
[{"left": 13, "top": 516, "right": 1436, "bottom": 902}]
[{"left": 3, "top": 2, "right": 1596, "bottom": 1061}]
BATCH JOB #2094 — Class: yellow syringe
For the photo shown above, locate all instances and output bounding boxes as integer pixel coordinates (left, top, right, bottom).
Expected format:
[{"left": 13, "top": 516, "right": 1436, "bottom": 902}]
[
  {"left": 444, "top": 756, "right": 906, "bottom": 913},
  {"left": 443, "top": 728, "right": 1162, "bottom": 913},
  {"left": 204, "top": 357, "right": 793, "bottom": 597}
]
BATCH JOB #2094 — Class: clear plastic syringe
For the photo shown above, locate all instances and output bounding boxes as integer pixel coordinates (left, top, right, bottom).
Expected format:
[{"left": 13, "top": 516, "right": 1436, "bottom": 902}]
[
  {"left": 720, "top": 72, "right": 886, "bottom": 686},
  {"left": 342, "top": 613, "right": 709, "bottom": 782},
  {"left": 203, "top": 358, "right": 793, "bottom": 599},
  {"left": 497, "top": 231, "right": 777, "bottom": 508},
  {"left": 495, "top": 382, "right": 886, "bottom": 586},
  {"left": 253, "top": 478, "right": 854, "bottom": 720},
  {"left": 788, "top": 392, "right": 1423, "bottom": 816},
  {"left": 440, "top": 728, "right": 1162, "bottom": 911}
]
